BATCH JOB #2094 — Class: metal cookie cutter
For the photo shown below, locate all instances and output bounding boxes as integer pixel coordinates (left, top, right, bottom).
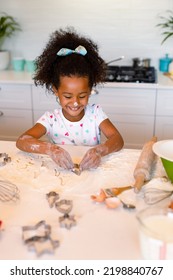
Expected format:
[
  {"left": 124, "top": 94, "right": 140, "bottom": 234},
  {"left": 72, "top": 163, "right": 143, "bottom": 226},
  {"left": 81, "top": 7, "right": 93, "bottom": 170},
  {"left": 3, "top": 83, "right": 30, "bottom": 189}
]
[
  {"left": 22, "top": 220, "right": 51, "bottom": 242},
  {"left": 22, "top": 220, "right": 59, "bottom": 256},
  {"left": 72, "top": 163, "right": 81, "bottom": 176},
  {"left": 55, "top": 199, "right": 76, "bottom": 229},
  {"left": 46, "top": 191, "right": 59, "bottom": 208},
  {"left": 0, "top": 153, "right": 11, "bottom": 167},
  {"left": 28, "top": 236, "right": 59, "bottom": 257}
]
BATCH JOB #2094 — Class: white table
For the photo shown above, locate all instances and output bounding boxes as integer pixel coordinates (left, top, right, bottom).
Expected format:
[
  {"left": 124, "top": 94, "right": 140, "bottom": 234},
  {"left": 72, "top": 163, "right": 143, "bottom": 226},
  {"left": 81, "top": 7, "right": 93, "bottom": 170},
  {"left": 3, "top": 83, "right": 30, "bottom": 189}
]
[{"left": 0, "top": 141, "right": 167, "bottom": 260}]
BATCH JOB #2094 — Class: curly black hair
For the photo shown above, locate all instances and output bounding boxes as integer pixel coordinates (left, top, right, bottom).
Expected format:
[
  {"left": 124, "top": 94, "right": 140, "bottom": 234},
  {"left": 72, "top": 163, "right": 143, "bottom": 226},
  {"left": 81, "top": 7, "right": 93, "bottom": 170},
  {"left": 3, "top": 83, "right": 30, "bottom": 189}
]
[{"left": 34, "top": 27, "right": 106, "bottom": 93}]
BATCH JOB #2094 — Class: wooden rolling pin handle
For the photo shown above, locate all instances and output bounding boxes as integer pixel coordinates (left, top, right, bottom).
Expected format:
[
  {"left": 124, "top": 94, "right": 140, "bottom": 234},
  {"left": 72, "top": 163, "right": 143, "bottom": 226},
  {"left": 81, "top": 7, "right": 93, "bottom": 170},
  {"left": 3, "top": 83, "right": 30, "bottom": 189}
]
[
  {"left": 133, "top": 173, "right": 146, "bottom": 193},
  {"left": 133, "top": 136, "right": 157, "bottom": 193}
]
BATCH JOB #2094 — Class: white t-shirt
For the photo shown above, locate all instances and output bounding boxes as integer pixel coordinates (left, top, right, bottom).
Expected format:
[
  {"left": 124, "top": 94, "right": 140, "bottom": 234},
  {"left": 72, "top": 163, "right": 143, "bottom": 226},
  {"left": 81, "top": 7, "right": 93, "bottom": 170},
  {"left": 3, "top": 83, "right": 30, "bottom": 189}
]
[{"left": 36, "top": 104, "right": 108, "bottom": 145}]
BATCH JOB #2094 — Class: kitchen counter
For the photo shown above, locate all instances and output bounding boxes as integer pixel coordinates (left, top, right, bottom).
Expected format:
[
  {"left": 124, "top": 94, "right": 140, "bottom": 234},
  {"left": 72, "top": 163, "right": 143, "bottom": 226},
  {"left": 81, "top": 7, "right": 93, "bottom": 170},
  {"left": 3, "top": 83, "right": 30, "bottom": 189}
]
[
  {"left": 0, "top": 141, "right": 170, "bottom": 260},
  {"left": 0, "top": 70, "right": 173, "bottom": 89}
]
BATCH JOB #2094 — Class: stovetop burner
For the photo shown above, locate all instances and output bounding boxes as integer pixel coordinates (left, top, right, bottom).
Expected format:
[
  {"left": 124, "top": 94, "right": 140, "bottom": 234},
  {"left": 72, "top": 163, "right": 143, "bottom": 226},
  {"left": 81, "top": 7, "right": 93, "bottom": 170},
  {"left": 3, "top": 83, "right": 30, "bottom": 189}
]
[{"left": 105, "top": 66, "right": 156, "bottom": 83}]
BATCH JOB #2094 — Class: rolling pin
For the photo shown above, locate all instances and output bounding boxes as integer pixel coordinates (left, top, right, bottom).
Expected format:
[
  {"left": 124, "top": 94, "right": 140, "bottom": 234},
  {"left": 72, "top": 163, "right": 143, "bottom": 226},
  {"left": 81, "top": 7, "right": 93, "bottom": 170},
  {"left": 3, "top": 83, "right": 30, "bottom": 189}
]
[{"left": 133, "top": 136, "right": 157, "bottom": 192}]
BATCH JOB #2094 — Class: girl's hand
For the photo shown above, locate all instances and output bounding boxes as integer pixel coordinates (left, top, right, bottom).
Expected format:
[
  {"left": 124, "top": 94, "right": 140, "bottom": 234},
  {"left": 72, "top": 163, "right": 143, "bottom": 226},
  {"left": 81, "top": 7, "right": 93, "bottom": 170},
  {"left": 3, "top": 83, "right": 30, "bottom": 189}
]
[
  {"left": 47, "top": 145, "right": 74, "bottom": 169},
  {"left": 80, "top": 147, "right": 102, "bottom": 170}
]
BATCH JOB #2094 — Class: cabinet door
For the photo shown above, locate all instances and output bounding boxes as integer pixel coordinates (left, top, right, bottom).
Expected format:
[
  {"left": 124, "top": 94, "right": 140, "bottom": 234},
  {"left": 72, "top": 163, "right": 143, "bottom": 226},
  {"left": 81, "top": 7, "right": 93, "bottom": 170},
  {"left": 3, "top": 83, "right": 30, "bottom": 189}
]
[
  {"left": 0, "top": 84, "right": 32, "bottom": 109},
  {"left": 155, "top": 89, "right": 173, "bottom": 139},
  {"left": 97, "top": 86, "right": 156, "bottom": 115},
  {"left": 156, "top": 90, "right": 173, "bottom": 116},
  {"left": 155, "top": 116, "right": 173, "bottom": 140},
  {"left": 32, "top": 86, "right": 57, "bottom": 111},
  {"left": 0, "top": 109, "right": 33, "bottom": 140},
  {"left": 101, "top": 113, "right": 154, "bottom": 149},
  {"left": 97, "top": 86, "right": 156, "bottom": 148}
]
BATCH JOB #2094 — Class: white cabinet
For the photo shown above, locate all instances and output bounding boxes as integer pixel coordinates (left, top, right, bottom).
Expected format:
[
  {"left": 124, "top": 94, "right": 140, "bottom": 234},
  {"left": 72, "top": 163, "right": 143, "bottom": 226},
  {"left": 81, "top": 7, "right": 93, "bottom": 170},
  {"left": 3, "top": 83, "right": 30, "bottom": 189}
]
[
  {"left": 155, "top": 89, "right": 173, "bottom": 140},
  {"left": 96, "top": 86, "right": 156, "bottom": 148},
  {"left": 0, "top": 84, "right": 33, "bottom": 140},
  {"left": 32, "top": 86, "right": 58, "bottom": 122}
]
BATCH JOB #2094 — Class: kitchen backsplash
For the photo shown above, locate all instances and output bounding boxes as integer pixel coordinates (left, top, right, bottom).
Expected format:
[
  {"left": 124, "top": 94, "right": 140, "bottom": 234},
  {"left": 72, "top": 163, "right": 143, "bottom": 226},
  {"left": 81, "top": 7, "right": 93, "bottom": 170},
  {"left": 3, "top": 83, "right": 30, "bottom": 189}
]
[{"left": 1, "top": 0, "right": 173, "bottom": 69}]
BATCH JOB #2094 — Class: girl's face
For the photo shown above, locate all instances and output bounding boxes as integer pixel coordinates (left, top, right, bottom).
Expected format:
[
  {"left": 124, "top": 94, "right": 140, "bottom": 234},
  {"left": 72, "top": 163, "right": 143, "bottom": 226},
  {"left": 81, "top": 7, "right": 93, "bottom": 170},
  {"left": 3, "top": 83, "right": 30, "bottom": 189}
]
[{"left": 54, "top": 76, "right": 91, "bottom": 122}]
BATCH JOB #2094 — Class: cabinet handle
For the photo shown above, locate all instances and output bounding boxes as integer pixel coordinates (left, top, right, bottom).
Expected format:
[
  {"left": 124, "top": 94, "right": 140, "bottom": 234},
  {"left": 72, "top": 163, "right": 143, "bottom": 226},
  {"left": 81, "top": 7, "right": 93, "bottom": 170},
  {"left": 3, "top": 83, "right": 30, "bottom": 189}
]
[
  {"left": 91, "top": 88, "right": 99, "bottom": 95},
  {"left": 0, "top": 111, "right": 4, "bottom": 117}
]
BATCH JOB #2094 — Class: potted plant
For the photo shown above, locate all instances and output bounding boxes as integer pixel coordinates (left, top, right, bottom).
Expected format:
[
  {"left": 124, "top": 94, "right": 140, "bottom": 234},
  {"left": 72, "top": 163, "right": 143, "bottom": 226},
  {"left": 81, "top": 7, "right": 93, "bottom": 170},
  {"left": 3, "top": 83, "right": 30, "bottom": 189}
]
[
  {"left": 0, "top": 12, "right": 21, "bottom": 70},
  {"left": 157, "top": 10, "right": 173, "bottom": 44}
]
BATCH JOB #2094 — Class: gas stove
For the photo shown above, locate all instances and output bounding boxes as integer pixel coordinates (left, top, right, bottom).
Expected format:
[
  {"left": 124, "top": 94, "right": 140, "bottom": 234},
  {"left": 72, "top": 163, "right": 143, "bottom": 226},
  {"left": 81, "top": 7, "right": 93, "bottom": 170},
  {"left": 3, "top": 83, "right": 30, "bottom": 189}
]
[{"left": 105, "top": 66, "right": 156, "bottom": 83}]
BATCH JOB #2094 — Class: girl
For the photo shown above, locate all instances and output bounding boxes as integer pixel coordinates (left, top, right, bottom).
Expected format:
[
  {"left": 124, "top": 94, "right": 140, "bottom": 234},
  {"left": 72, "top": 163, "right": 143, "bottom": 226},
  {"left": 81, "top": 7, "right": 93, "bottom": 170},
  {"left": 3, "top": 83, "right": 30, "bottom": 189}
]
[{"left": 16, "top": 27, "right": 124, "bottom": 170}]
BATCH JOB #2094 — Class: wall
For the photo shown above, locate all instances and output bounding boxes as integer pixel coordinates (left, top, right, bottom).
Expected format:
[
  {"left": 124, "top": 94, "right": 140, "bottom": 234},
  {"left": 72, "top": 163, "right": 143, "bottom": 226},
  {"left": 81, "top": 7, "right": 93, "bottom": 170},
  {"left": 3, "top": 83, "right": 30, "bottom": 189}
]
[{"left": 1, "top": 0, "right": 173, "bottom": 68}]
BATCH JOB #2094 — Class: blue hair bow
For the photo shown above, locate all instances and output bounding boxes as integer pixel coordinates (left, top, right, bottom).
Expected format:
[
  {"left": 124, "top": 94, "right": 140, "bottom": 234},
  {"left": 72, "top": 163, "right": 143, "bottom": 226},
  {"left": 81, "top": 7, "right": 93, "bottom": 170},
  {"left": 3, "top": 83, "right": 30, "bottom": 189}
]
[{"left": 57, "top": 45, "right": 87, "bottom": 56}]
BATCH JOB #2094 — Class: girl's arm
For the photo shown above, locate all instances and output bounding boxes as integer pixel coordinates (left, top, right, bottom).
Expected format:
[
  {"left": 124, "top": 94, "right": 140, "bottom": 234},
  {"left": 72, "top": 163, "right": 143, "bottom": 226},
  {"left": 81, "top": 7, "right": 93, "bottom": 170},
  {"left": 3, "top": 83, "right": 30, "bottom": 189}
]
[
  {"left": 96, "top": 118, "right": 124, "bottom": 155},
  {"left": 16, "top": 123, "right": 74, "bottom": 169},
  {"left": 80, "top": 119, "right": 124, "bottom": 170}
]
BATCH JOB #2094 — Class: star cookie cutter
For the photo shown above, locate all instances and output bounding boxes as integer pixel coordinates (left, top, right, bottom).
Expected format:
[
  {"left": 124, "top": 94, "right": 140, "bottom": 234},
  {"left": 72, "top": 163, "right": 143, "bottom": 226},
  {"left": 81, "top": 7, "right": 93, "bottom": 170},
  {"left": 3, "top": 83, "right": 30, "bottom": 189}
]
[
  {"left": 59, "top": 213, "right": 76, "bottom": 230},
  {"left": 0, "top": 153, "right": 11, "bottom": 167},
  {"left": 55, "top": 199, "right": 76, "bottom": 229},
  {"left": 22, "top": 220, "right": 59, "bottom": 256},
  {"left": 28, "top": 236, "right": 59, "bottom": 256},
  {"left": 46, "top": 191, "right": 59, "bottom": 208}
]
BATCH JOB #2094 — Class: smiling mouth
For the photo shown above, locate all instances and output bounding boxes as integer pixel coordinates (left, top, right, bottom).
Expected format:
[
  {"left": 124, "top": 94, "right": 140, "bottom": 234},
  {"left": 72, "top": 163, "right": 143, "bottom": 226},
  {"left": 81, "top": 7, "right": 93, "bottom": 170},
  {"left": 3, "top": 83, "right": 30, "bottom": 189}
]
[{"left": 68, "top": 106, "right": 82, "bottom": 111}]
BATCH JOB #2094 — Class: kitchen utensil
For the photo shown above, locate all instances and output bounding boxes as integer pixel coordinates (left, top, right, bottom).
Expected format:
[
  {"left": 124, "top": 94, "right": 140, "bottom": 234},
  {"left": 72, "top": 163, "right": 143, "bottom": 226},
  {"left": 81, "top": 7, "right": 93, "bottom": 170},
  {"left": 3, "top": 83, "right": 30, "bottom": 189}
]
[
  {"left": 132, "top": 58, "right": 151, "bottom": 68},
  {"left": 132, "top": 58, "right": 143, "bottom": 68},
  {"left": 91, "top": 186, "right": 133, "bottom": 202},
  {"left": 0, "top": 153, "right": 11, "bottom": 166},
  {"left": 143, "top": 188, "right": 173, "bottom": 205},
  {"left": 104, "top": 186, "right": 132, "bottom": 197},
  {"left": 133, "top": 136, "right": 157, "bottom": 192},
  {"left": 72, "top": 163, "right": 81, "bottom": 176},
  {"left": 159, "top": 54, "right": 172, "bottom": 72},
  {"left": 46, "top": 191, "right": 59, "bottom": 208},
  {"left": 105, "top": 196, "right": 136, "bottom": 210},
  {"left": 120, "top": 199, "right": 136, "bottom": 209},
  {"left": 22, "top": 220, "right": 59, "bottom": 256},
  {"left": 142, "top": 59, "right": 151, "bottom": 68},
  {"left": 106, "top": 56, "right": 125, "bottom": 65},
  {"left": 55, "top": 199, "right": 76, "bottom": 229},
  {"left": 0, "top": 179, "right": 20, "bottom": 202}
]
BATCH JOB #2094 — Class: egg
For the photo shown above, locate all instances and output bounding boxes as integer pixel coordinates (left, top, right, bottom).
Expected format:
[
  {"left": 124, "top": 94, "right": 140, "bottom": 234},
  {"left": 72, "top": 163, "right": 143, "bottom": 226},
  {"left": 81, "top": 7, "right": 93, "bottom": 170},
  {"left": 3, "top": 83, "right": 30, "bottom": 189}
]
[{"left": 105, "top": 197, "right": 121, "bottom": 209}]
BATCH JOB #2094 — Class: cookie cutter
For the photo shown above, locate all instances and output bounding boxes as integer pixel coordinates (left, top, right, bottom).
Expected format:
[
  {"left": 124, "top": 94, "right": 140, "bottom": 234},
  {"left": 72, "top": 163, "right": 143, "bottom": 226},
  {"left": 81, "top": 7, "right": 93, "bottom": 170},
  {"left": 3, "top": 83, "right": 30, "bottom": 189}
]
[
  {"left": 0, "top": 153, "right": 11, "bottom": 167},
  {"left": 72, "top": 163, "right": 81, "bottom": 176},
  {"left": 59, "top": 213, "right": 76, "bottom": 230},
  {"left": 22, "top": 220, "right": 59, "bottom": 256},
  {"left": 46, "top": 191, "right": 59, "bottom": 208},
  {"left": 22, "top": 220, "right": 51, "bottom": 242},
  {"left": 55, "top": 199, "right": 73, "bottom": 214},
  {"left": 28, "top": 236, "right": 59, "bottom": 256},
  {"left": 55, "top": 199, "right": 76, "bottom": 229}
]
